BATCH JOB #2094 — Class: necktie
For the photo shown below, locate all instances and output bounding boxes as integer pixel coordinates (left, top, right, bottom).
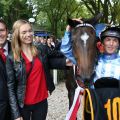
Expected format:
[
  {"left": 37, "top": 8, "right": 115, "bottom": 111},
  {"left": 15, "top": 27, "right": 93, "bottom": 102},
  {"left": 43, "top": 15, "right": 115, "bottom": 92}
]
[{"left": 0, "top": 48, "right": 6, "bottom": 62}]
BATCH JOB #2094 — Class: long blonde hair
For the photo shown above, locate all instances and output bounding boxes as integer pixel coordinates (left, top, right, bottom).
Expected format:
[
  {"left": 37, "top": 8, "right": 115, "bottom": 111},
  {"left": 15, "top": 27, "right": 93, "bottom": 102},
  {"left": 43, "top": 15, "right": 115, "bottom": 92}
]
[{"left": 11, "top": 19, "right": 38, "bottom": 61}]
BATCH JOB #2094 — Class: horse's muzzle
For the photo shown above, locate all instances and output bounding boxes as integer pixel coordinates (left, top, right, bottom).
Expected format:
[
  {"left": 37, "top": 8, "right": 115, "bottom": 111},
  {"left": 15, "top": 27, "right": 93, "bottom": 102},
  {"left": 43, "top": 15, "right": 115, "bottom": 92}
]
[{"left": 75, "top": 65, "right": 95, "bottom": 87}]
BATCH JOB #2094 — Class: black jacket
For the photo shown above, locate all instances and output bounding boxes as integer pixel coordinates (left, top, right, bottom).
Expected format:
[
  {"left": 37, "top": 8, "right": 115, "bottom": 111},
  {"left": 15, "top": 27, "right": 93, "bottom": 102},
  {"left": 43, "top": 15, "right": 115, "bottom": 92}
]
[
  {"left": 0, "top": 41, "right": 11, "bottom": 100},
  {"left": 6, "top": 44, "right": 66, "bottom": 119},
  {"left": 0, "top": 58, "right": 8, "bottom": 100}
]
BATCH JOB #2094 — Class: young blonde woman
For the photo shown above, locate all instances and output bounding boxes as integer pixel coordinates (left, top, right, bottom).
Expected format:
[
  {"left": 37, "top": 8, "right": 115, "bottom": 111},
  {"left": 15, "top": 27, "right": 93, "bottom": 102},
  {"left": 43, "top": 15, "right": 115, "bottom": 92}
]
[{"left": 6, "top": 19, "right": 71, "bottom": 120}]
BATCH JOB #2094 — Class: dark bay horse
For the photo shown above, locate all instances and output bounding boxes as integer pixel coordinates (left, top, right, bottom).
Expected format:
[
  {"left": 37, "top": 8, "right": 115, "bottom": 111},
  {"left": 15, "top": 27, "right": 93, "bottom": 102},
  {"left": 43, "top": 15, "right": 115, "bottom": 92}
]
[{"left": 65, "top": 13, "right": 103, "bottom": 108}]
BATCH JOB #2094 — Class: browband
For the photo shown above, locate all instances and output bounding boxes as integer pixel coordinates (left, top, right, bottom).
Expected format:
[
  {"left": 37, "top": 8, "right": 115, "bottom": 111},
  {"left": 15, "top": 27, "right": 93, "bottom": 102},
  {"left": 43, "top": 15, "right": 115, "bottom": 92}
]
[{"left": 75, "top": 23, "right": 95, "bottom": 30}]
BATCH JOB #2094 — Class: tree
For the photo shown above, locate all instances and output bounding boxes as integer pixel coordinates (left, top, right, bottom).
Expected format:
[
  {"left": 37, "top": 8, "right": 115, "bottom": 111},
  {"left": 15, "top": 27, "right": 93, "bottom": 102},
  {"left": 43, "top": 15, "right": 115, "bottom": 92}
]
[
  {"left": 79, "top": 0, "right": 120, "bottom": 24},
  {"left": 33, "top": 0, "right": 67, "bottom": 37},
  {"left": 32, "top": 0, "right": 86, "bottom": 37},
  {"left": 0, "top": 0, "right": 33, "bottom": 29}
]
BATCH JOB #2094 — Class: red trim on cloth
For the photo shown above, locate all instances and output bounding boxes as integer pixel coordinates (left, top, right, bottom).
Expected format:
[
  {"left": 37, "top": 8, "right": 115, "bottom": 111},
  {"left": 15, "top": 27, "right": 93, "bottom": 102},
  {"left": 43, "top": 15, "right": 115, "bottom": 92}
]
[
  {"left": 65, "top": 86, "right": 84, "bottom": 120},
  {"left": 69, "top": 93, "right": 81, "bottom": 120}
]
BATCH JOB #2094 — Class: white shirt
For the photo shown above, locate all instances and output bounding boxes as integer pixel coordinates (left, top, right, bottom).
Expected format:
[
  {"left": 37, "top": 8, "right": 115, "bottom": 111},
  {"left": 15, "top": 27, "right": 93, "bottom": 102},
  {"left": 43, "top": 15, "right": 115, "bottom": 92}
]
[{"left": 3, "top": 42, "right": 8, "bottom": 56}]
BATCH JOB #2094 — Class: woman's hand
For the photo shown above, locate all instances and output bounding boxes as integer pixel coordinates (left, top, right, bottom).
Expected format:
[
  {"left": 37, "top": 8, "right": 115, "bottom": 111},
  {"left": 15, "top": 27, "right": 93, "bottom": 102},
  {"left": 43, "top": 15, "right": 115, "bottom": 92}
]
[
  {"left": 15, "top": 117, "right": 23, "bottom": 120},
  {"left": 66, "top": 59, "right": 73, "bottom": 66}
]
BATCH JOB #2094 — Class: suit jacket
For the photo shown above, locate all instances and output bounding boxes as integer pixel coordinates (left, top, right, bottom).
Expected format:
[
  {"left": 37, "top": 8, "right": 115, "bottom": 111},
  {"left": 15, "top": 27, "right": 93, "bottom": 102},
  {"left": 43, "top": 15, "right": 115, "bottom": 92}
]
[{"left": 0, "top": 41, "right": 11, "bottom": 100}]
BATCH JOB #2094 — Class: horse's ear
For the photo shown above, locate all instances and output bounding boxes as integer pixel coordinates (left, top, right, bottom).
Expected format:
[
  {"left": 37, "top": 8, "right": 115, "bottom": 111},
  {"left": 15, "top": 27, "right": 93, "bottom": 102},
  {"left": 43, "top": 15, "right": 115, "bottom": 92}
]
[
  {"left": 67, "top": 18, "right": 81, "bottom": 28},
  {"left": 83, "top": 12, "right": 103, "bottom": 25}
]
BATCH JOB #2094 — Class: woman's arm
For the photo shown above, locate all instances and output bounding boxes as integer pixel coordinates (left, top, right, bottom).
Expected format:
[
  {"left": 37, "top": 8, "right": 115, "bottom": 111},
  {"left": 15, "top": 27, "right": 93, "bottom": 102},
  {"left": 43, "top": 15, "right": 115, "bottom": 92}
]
[{"left": 6, "top": 55, "right": 21, "bottom": 119}]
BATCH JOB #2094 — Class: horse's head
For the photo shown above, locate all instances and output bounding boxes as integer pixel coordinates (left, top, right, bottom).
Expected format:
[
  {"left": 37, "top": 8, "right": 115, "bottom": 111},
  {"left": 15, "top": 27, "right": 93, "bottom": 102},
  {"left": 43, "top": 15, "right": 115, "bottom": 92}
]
[{"left": 68, "top": 13, "right": 103, "bottom": 86}]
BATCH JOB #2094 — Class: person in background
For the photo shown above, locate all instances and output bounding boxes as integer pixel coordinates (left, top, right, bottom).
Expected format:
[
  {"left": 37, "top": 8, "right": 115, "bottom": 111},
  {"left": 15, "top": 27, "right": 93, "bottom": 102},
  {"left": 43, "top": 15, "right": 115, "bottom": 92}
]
[
  {"left": 50, "top": 35, "right": 62, "bottom": 50},
  {"left": 46, "top": 37, "right": 55, "bottom": 50},
  {"left": 40, "top": 37, "right": 47, "bottom": 45},
  {"left": 48, "top": 36, "right": 55, "bottom": 47},
  {"left": 6, "top": 19, "right": 72, "bottom": 120},
  {"left": 33, "top": 36, "right": 40, "bottom": 44},
  {"left": 0, "top": 19, "right": 12, "bottom": 120}
]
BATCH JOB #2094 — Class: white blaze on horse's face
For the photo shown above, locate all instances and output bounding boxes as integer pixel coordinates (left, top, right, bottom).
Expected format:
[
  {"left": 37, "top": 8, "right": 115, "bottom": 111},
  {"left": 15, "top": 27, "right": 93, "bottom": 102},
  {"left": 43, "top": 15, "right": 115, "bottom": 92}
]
[{"left": 80, "top": 32, "right": 89, "bottom": 47}]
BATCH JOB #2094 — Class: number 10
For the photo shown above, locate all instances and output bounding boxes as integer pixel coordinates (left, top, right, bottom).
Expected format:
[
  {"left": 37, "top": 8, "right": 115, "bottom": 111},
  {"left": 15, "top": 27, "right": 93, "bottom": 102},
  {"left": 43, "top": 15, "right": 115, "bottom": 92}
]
[{"left": 104, "top": 97, "right": 120, "bottom": 120}]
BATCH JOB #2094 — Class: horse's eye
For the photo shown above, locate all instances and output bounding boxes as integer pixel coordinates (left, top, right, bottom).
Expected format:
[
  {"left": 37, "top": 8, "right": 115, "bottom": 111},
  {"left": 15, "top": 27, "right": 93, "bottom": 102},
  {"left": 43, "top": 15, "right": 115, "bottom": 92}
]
[
  {"left": 71, "top": 39, "right": 74, "bottom": 44},
  {"left": 75, "top": 57, "right": 78, "bottom": 60}
]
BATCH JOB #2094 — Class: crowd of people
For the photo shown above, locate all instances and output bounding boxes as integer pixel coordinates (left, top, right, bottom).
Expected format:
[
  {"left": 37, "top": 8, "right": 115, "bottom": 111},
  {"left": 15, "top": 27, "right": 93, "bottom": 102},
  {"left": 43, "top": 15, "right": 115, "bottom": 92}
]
[{"left": 0, "top": 17, "right": 120, "bottom": 120}]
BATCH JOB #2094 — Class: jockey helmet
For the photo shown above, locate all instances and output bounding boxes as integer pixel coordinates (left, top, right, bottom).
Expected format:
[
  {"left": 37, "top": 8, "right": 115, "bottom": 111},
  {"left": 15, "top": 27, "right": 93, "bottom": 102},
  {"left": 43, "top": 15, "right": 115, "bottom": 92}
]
[{"left": 100, "top": 26, "right": 120, "bottom": 42}]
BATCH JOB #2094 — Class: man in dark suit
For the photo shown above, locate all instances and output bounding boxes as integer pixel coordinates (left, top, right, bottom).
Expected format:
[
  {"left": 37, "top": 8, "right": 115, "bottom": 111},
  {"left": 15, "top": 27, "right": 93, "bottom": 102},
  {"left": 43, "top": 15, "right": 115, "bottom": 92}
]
[{"left": 0, "top": 19, "right": 12, "bottom": 120}]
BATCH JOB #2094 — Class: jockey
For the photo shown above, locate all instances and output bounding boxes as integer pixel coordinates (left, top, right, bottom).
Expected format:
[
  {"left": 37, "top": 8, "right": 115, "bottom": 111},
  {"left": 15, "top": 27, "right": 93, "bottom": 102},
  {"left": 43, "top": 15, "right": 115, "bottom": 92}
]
[
  {"left": 94, "top": 26, "right": 120, "bottom": 84},
  {"left": 88, "top": 26, "right": 120, "bottom": 120}
]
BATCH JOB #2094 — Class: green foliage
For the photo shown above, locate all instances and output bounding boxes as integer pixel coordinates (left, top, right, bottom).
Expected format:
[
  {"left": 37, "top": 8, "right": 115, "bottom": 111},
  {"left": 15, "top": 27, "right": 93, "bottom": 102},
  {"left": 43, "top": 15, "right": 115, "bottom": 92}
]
[
  {"left": 80, "top": 0, "right": 120, "bottom": 25},
  {"left": 1, "top": 0, "right": 120, "bottom": 36},
  {"left": 0, "top": 0, "right": 33, "bottom": 29},
  {"left": 32, "top": 0, "right": 91, "bottom": 38}
]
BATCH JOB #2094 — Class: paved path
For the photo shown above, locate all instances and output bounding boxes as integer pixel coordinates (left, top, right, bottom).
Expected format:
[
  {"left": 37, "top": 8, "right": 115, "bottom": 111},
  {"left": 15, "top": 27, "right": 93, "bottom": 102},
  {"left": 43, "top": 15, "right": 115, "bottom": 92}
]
[
  {"left": 46, "top": 82, "right": 69, "bottom": 120},
  {"left": 46, "top": 82, "right": 83, "bottom": 120}
]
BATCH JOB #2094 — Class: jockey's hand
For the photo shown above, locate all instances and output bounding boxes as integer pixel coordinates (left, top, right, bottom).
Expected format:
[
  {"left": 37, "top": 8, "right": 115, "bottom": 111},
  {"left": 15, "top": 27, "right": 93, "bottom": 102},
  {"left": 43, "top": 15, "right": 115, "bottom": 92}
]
[
  {"left": 66, "top": 18, "right": 83, "bottom": 32},
  {"left": 72, "top": 18, "right": 83, "bottom": 23}
]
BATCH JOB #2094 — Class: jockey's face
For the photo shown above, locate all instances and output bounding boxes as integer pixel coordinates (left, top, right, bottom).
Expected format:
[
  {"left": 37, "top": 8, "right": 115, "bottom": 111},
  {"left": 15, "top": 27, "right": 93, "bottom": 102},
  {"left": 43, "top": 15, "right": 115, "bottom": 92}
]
[{"left": 103, "top": 36, "right": 119, "bottom": 54}]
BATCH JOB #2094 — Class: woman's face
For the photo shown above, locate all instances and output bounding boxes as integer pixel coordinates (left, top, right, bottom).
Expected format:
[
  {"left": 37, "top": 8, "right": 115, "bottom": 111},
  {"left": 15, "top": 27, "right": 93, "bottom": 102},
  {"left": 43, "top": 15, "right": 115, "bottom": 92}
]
[
  {"left": 47, "top": 38, "right": 51, "bottom": 44},
  {"left": 103, "top": 36, "right": 119, "bottom": 54},
  {"left": 19, "top": 23, "right": 33, "bottom": 45}
]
